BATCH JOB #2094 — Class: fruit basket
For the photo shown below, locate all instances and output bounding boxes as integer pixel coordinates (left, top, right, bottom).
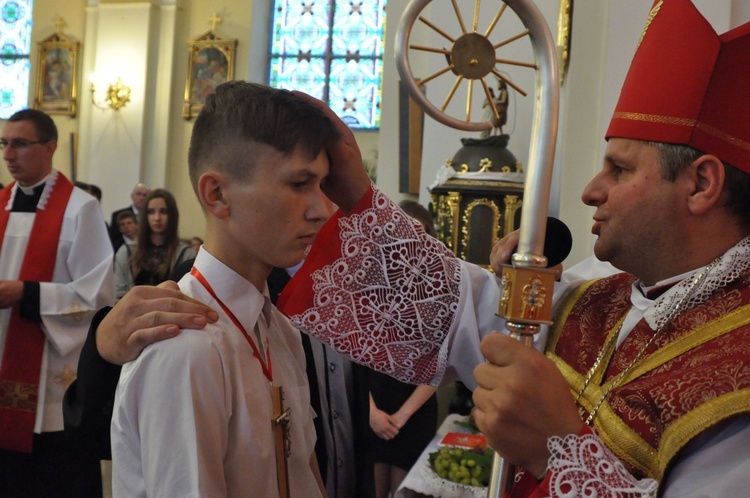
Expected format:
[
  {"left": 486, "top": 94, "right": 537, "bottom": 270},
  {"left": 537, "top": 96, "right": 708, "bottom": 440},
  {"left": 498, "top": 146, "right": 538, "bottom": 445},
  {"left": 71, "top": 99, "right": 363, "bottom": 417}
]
[
  {"left": 428, "top": 445, "right": 493, "bottom": 487},
  {"left": 405, "top": 415, "right": 491, "bottom": 498}
]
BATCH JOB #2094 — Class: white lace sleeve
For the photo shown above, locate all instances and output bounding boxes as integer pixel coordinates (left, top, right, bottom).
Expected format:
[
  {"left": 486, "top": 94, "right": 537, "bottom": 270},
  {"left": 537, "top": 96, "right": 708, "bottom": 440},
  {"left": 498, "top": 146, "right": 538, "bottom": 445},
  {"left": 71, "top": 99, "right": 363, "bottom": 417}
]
[
  {"left": 289, "top": 188, "right": 463, "bottom": 385},
  {"left": 546, "top": 434, "right": 658, "bottom": 498}
]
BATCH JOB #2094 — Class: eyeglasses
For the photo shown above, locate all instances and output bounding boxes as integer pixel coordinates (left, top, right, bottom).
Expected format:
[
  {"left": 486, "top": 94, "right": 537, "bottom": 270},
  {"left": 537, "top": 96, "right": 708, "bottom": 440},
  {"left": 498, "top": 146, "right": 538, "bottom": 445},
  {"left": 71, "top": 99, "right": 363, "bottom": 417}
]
[{"left": 0, "top": 139, "right": 49, "bottom": 150}]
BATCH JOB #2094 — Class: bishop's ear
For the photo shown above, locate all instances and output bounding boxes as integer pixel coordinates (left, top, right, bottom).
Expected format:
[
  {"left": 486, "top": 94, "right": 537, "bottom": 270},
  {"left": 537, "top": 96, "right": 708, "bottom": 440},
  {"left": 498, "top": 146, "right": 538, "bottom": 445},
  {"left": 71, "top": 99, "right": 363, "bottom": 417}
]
[
  {"left": 687, "top": 154, "right": 725, "bottom": 215},
  {"left": 198, "top": 171, "right": 231, "bottom": 219}
]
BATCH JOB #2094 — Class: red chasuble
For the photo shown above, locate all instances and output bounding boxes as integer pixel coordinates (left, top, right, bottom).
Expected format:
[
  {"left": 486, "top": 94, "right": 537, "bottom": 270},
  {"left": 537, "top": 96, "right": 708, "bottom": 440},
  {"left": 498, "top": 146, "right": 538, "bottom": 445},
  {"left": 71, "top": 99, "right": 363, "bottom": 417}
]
[
  {"left": 0, "top": 174, "right": 74, "bottom": 453},
  {"left": 546, "top": 272, "right": 750, "bottom": 481}
]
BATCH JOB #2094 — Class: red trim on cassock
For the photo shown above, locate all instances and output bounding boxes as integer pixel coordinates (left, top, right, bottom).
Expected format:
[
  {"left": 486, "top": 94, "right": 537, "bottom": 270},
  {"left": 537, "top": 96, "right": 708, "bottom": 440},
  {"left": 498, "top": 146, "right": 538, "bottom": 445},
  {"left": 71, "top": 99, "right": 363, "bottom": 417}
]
[{"left": 0, "top": 175, "right": 74, "bottom": 453}]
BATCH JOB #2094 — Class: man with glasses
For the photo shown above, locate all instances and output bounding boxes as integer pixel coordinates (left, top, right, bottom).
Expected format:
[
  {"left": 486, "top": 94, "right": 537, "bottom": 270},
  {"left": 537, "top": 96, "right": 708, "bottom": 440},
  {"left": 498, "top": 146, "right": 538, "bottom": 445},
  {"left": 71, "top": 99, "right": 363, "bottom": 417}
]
[{"left": 0, "top": 109, "right": 114, "bottom": 497}]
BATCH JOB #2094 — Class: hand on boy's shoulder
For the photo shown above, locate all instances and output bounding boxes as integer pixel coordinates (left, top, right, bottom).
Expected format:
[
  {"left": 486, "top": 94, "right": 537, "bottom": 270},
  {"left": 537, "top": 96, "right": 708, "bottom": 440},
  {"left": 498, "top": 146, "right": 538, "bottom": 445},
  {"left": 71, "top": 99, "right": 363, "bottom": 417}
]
[{"left": 96, "top": 282, "right": 219, "bottom": 365}]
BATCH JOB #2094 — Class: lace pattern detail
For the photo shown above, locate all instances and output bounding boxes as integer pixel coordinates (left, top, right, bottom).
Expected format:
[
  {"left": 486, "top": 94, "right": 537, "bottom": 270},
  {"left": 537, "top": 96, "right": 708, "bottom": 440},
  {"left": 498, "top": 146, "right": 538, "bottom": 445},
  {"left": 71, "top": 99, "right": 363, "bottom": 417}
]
[
  {"left": 36, "top": 170, "right": 58, "bottom": 211},
  {"left": 646, "top": 236, "right": 750, "bottom": 330},
  {"left": 290, "top": 188, "right": 462, "bottom": 385},
  {"left": 546, "top": 434, "right": 658, "bottom": 498},
  {"left": 4, "top": 170, "right": 58, "bottom": 211}
]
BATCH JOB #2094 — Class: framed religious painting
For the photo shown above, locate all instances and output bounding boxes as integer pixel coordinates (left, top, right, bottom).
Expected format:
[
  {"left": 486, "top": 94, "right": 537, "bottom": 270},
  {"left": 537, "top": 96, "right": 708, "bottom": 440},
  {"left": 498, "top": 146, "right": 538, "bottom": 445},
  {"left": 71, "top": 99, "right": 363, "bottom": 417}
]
[
  {"left": 34, "top": 32, "right": 80, "bottom": 116},
  {"left": 182, "top": 30, "right": 237, "bottom": 119}
]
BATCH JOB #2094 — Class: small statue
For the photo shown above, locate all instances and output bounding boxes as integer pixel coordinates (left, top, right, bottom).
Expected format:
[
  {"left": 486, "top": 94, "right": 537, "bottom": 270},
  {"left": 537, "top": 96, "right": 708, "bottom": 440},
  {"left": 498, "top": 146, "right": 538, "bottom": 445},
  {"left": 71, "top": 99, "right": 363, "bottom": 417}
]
[
  {"left": 447, "top": 78, "right": 519, "bottom": 174},
  {"left": 482, "top": 79, "right": 509, "bottom": 137}
]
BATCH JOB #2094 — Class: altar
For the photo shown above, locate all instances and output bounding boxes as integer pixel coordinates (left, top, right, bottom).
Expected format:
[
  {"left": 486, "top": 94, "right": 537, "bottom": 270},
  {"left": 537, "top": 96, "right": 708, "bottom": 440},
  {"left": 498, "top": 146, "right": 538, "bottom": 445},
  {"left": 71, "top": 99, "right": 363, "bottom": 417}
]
[{"left": 395, "top": 414, "right": 490, "bottom": 498}]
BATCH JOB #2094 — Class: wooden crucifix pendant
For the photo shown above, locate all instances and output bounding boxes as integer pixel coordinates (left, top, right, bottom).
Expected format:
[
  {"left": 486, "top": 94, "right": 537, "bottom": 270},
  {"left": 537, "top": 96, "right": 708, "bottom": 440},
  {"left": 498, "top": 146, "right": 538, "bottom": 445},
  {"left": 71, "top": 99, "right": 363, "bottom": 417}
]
[{"left": 272, "top": 384, "right": 291, "bottom": 498}]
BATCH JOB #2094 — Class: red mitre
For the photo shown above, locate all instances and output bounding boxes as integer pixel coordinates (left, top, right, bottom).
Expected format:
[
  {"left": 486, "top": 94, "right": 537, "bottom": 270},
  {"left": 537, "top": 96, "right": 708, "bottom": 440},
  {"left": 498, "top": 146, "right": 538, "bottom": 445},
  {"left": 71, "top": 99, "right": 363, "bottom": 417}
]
[{"left": 606, "top": 0, "right": 750, "bottom": 174}]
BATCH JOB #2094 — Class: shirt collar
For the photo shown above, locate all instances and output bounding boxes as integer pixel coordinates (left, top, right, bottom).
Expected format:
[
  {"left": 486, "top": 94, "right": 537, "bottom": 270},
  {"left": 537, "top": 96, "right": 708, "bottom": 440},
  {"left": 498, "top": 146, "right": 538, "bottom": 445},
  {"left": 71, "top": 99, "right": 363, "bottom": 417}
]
[
  {"left": 631, "top": 268, "right": 700, "bottom": 312},
  {"left": 17, "top": 172, "right": 53, "bottom": 195},
  {"left": 637, "top": 270, "right": 695, "bottom": 299},
  {"left": 191, "top": 247, "right": 270, "bottom": 332}
]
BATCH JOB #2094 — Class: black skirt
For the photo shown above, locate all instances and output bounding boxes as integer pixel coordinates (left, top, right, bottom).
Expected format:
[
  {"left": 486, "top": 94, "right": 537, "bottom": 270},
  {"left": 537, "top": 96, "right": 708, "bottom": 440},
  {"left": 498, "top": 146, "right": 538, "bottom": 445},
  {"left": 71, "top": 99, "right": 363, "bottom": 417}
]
[{"left": 369, "top": 369, "right": 438, "bottom": 471}]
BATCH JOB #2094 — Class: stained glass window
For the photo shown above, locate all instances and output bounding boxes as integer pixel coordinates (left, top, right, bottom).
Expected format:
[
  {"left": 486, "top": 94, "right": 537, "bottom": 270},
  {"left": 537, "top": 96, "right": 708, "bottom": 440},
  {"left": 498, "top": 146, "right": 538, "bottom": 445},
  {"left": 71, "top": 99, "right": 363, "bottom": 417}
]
[
  {"left": 269, "top": 0, "right": 387, "bottom": 130},
  {"left": 0, "top": 0, "right": 32, "bottom": 119}
]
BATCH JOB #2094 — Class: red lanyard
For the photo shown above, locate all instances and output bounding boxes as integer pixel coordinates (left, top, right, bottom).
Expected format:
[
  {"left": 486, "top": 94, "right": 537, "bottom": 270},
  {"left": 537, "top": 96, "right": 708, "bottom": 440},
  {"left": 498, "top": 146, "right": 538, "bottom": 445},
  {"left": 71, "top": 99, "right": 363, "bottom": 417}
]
[{"left": 191, "top": 267, "right": 273, "bottom": 383}]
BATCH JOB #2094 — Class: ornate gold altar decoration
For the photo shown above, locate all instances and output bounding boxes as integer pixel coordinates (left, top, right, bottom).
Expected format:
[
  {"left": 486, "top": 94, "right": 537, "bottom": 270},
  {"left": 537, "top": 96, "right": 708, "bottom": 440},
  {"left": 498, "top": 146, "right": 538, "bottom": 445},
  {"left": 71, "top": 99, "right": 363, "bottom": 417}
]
[
  {"left": 395, "top": 0, "right": 541, "bottom": 269},
  {"left": 431, "top": 171, "right": 524, "bottom": 269}
]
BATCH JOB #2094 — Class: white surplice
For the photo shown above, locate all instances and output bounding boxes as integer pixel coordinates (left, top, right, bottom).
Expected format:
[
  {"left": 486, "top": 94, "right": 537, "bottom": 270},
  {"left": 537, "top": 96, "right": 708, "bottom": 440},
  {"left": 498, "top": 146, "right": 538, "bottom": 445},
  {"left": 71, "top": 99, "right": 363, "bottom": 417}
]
[
  {"left": 111, "top": 248, "right": 319, "bottom": 498},
  {"left": 0, "top": 171, "right": 114, "bottom": 433}
]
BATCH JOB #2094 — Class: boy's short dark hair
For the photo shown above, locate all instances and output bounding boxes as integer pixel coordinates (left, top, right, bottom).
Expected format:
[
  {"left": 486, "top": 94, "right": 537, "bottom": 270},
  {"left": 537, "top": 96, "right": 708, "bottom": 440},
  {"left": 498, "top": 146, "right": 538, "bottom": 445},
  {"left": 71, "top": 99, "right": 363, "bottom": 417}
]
[
  {"left": 116, "top": 210, "right": 137, "bottom": 225},
  {"left": 8, "top": 109, "right": 58, "bottom": 142},
  {"left": 187, "top": 81, "right": 340, "bottom": 196}
]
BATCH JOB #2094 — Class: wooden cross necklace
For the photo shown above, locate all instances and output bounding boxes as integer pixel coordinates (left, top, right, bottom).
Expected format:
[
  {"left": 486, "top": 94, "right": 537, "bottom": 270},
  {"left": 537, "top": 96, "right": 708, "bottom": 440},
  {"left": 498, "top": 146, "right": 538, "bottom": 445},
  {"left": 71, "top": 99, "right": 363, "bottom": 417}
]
[{"left": 191, "top": 267, "right": 291, "bottom": 497}]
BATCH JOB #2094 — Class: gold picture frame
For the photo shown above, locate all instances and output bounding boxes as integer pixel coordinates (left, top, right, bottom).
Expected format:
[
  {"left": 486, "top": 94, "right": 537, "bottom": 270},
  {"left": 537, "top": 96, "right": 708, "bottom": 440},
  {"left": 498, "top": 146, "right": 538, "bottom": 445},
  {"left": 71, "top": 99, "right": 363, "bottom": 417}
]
[
  {"left": 182, "top": 30, "right": 237, "bottom": 120},
  {"left": 35, "top": 32, "right": 79, "bottom": 116},
  {"left": 557, "top": 0, "right": 574, "bottom": 86}
]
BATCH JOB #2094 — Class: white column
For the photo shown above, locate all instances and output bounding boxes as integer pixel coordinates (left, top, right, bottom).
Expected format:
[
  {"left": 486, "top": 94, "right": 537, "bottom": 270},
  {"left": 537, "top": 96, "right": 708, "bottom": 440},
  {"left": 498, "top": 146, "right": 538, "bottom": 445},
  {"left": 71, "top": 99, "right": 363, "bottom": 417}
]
[
  {"left": 78, "top": 0, "right": 181, "bottom": 218},
  {"left": 142, "top": 1, "right": 180, "bottom": 189}
]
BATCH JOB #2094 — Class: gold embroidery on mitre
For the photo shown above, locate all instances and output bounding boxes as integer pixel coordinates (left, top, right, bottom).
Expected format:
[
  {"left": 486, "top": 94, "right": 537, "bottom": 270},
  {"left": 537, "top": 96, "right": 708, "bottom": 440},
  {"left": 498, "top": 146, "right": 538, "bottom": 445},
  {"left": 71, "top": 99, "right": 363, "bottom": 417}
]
[
  {"left": 53, "top": 364, "right": 77, "bottom": 389},
  {"left": 638, "top": 0, "right": 663, "bottom": 50},
  {"left": 612, "top": 112, "right": 696, "bottom": 128},
  {"left": 696, "top": 122, "right": 750, "bottom": 153},
  {"left": 613, "top": 112, "right": 750, "bottom": 154}
]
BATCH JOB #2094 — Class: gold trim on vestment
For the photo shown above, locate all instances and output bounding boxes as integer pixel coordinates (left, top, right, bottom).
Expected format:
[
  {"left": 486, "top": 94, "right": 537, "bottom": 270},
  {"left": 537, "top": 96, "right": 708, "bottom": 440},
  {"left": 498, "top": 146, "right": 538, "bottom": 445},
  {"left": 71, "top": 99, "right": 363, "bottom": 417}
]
[
  {"left": 591, "top": 399, "right": 658, "bottom": 477},
  {"left": 545, "top": 278, "right": 599, "bottom": 353},
  {"left": 547, "top": 290, "right": 750, "bottom": 479},
  {"left": 659, "top": 388, "right": 750, "bottom": 477},
  {"left": 619, "top": 304, "right": 750, "bottom": 384}
]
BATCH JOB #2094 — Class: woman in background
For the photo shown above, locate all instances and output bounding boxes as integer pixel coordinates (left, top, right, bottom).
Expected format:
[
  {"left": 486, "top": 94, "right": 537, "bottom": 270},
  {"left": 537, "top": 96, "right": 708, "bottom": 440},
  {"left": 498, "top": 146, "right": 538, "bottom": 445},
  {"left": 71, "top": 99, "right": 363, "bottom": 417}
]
[
  {"left": 369, "top": 200, "right": 439, "bottom": 498},
  {"left": 114, "top": 188, "right": 195, "bottom": 301}
]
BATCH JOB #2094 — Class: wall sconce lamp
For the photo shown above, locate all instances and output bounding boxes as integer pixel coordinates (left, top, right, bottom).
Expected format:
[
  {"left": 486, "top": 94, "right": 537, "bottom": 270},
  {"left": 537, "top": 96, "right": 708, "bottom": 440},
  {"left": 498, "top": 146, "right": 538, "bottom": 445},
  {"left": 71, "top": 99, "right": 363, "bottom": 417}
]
[{"left": 90, "top": 77, "right": 131, "bottom": 111}]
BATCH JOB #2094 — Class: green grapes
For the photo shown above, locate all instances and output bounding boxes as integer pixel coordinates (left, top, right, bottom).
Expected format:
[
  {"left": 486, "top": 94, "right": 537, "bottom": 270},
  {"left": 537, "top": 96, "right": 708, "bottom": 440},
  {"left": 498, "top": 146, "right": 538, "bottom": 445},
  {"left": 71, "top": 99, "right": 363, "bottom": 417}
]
[{"left": 429, "top": 446, "right": 492, "bottom": 487}]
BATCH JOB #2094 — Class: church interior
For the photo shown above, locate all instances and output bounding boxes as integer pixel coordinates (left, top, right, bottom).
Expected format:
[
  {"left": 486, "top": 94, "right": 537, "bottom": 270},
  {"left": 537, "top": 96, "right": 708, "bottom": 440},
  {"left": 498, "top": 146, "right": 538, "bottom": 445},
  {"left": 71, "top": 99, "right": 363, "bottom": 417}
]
[
  {"left": 2, "top": 1, "right": 750, "bottom": 496},
  {"left": 1, "top": 0, "right": 744, "bottom": 268}
]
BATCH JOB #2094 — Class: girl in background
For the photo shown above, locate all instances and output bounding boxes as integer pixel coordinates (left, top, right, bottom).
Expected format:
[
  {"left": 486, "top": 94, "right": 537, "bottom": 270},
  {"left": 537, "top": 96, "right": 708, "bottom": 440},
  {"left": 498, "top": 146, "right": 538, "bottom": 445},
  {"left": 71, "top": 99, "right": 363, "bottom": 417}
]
[{"left": 114, "top": 188, "right": 195, "bottom": 301}]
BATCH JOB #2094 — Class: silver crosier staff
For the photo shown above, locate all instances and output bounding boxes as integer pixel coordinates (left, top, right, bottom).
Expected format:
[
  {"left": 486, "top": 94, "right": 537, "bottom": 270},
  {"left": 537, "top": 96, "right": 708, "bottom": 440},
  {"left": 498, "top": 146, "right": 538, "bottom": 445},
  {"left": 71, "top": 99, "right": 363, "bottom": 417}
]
[{"left": 394, "top": 0, "right": 560, "bottom": 496}]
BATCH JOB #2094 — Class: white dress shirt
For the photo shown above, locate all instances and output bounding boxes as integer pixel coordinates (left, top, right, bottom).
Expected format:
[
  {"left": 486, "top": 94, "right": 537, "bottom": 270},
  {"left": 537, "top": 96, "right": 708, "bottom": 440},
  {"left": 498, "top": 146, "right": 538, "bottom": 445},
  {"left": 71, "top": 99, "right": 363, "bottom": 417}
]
[{"left": 112, "top": 248, "right": 319, "bottom": 497}]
